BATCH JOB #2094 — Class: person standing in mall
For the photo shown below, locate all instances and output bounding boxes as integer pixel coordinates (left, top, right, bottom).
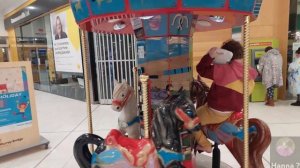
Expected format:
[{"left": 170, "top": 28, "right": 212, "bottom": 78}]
[
  {"left": 288, "top": 48, "right": 300, "bottom": 106},
  {"left": 258, "top": 46, "right": 283, "bottom": 106}
]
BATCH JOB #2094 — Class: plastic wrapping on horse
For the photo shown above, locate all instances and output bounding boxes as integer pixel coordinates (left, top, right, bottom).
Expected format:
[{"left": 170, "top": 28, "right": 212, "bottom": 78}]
[{"left": 79, "top": 92, "right": 198, "bottom": 168}]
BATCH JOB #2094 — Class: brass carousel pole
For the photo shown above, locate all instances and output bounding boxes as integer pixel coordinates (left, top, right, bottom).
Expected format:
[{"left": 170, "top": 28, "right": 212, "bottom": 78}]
[
  {"left": 242, "top": 16, "right": 250, "bottom": 168},
  {"left": 80, "top": 30, "right": 94, "bottom": 137},
  {"left": 140, "top": 75, "right": 150, "bottom": 139}
]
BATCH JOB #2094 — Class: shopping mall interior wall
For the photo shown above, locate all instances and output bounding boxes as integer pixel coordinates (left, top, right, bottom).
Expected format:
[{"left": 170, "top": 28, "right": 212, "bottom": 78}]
[
  {"left": 250, "top": 0, "right": 290, "bottom": 99},
  {"left": 0, "top": 15, "right": 7, "bottom": 36}
]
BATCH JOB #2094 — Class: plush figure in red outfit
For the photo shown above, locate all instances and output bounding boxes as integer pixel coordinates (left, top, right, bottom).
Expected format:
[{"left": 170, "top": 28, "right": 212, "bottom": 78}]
[{"left": 187, "top": 40, "right": 257, "bottom": 153}]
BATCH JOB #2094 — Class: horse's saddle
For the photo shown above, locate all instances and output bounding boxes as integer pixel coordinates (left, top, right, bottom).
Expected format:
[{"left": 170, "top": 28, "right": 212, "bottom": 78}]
[
  {"left": 105, "top": 129, "right": 155, "bottom": 166},
  {"left": 202, "top": 112, "right": 246, "bottom": 144}
]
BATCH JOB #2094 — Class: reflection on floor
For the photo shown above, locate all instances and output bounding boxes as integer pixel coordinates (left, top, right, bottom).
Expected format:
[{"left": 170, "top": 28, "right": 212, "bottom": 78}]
[{"left": 0, "top": 91, "right": 299, "bottom": 168}]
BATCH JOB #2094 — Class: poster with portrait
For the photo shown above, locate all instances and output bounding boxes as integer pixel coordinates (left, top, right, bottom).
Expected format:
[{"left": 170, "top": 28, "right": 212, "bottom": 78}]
[
  {"left": 0, "top": 62, "right": 40, "bottom": 156},
  {"left": 50, "top": 7, "right": 83, "bottom": 73}
]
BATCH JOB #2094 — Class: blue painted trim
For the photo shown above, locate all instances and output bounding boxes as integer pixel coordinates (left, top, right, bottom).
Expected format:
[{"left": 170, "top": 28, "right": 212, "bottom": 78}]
[
  {"left": 163, "top": 67, "right": 191, "bottom": 76},
  {"left": 182, "top": 0, "right": 225, "bottom": 8},
  {"left": 127, "top": 116, "right": 140, "bottom": 126}
]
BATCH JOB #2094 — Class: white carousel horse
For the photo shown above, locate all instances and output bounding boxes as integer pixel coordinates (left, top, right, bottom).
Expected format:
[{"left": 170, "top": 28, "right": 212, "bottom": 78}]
[{"left": 111, "top": 80, "right": 140, "bottom": 139}]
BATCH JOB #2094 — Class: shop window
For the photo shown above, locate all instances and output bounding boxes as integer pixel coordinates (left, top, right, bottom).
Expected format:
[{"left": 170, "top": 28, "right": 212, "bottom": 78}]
[
  {"left": 0, "top": 36, "right": 9, "bottom": 62},
  {"left": 14, "top": 14, "right": 85, "bottom": 101}
]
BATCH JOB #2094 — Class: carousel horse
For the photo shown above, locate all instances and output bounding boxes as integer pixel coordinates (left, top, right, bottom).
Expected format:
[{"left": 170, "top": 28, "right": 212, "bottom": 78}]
[
  {"left": 111, "top": 80, "right": 140, "bottom": 139},
  {"left": 190, "top": 76, "right": 271, "bottom": 168},
  {"left": 74, "top": 91, "right": 199, "bottom": 168}
]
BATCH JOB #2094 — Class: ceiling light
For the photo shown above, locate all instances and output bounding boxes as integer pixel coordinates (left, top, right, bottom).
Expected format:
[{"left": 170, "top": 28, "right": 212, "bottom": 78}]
[
  {"left": 113, "top": 21, "right": 126, "bottom": 31},
  {"left": 139, "top": 16, "right": 154, "bottom": 20},
  {"left": 108, "top": 19, "right": 121, "bottom": 23},
  {"left": 27, "top": 6, "right": 36, "bottom": 10},
  {"left": 209, "top": 16, "right": 225, "bottom": 23}
]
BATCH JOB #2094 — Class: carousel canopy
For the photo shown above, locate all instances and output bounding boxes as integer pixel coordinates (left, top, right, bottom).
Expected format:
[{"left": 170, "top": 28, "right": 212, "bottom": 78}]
[{"left": 70, "top": 0, "right": 262, "bottom": 37}]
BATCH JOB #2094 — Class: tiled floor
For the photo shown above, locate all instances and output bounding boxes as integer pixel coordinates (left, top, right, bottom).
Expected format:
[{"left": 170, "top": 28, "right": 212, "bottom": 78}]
[{"left": 0, "top": 91, "right": 299, "bottom": 168}]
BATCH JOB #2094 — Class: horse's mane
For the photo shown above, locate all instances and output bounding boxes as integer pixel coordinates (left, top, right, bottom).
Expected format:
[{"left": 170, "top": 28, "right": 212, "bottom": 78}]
[
  {"left": 152, "top": 91, "right": 195, "bottom": 156},
  {"left": 190, "top": 77, "right": 210, "bottom": 108}
]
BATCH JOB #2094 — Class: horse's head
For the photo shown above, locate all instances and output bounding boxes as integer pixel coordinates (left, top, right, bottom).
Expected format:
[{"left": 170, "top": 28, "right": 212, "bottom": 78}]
[
  {"left": 170, "top": 92, "right": 198, "bottom": 125},
  {"left": 152, "top": 90, "right": 197, "bottom": 154},
  {"left": 111, "top": 80, "right": 133, "bottom": 112}
]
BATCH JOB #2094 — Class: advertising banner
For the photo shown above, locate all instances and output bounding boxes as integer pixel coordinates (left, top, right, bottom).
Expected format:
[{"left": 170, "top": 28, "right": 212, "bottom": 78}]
[
  {"left": 0, "top": 62, "right": 40, "bottom": 155},
  {"left": 0, "top": 67, "right": 32, "bottom": 132},
  {"left": 50, "top": 7, "right": 83, "bottom": 73}
]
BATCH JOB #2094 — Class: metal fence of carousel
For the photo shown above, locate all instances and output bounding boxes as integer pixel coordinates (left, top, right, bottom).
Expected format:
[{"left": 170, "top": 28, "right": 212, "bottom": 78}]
[{"left": 93, "top": 33, "right": 137, "bottom": 104}]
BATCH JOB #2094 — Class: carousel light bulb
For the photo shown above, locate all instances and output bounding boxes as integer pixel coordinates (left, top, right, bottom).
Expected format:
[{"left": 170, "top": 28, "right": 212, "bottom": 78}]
[
  {"left": 209, "top": 16, "right": 225, "bottom": 23},
  {"left": 113, "top": 21, "right": 127, "bottom": 31},
  {"left": 108, "top": 19, "right": 121, "bottom": 23},
  {"left": 139, "top": 16, "right": 154, "bottom": 20}
]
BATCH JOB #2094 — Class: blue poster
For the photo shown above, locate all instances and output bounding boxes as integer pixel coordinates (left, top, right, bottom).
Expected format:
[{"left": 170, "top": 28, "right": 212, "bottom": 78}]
[
  {"left": 169, "top": 14, "right": 193, "bottom": 36},
  {"left": 0, "top": 67, "right": 32, "bottom": 130},
  {"left": 143, "top": 15, "right": 168, "bottom": 37},
  {"left": 137, "top": 38, "right": 169, "bottom": 64}
]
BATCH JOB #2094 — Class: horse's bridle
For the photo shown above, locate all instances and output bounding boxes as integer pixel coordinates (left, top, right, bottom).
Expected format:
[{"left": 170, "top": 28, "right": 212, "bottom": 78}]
[{"left": 112, "top": 89, "right": 132, "bottom": 109}]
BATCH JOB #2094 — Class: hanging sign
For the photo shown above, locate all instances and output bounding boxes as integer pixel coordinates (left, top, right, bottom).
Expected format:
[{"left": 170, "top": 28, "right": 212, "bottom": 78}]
[{"left": 50, "top": 7, "right": 83, "bottom": 73}]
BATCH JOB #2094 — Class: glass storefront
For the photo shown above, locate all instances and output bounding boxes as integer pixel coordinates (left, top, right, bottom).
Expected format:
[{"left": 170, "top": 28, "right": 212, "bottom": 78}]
[
  {"left": 15, "top": 14, "right": 85, "bottom": 101},
  {"left": 0, "top": 37, "right": 9, "bottom": 62}
]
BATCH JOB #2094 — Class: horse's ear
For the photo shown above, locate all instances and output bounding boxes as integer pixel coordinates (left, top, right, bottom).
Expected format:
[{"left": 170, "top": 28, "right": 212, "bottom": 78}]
[
  {"left": 122, "top": 79, "right": 127, "bottom": 84},
  {"left": 178, "top": 87, "right": 184, "bottom": 93},
  {"left": 114, "top": 79, "right": 119, "bottom": 86}
]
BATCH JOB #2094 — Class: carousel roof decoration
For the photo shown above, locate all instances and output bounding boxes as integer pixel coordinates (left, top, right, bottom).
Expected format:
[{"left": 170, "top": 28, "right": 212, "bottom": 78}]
[{"left": 70, "top": 0, "right": 263, "bottom": 37}]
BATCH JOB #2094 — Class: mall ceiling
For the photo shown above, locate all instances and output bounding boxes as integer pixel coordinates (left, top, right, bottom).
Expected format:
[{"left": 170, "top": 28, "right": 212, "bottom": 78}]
[{"left": 0, "top": 0, "right": 28, "bottom": 15}]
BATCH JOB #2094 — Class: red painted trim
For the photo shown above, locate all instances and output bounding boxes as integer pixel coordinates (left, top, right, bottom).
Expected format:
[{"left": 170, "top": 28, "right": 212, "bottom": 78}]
[
  {"left": 224, "top": 0, "right": 230, "bottom": 9},
  {"left": 177, "top": 0, "right": 183, "bottom": 10},
  {"left": 75, "top": 4, "right": 256, "bottom": 33},
  {"left": 78, "top": 9, "right": 253, "bottom": 24},
  {"left": 124, "top": 0, "right": 130, "bottom": 12},
  {"left": 85, "top": 0, "right": 93, "bottom": 17}
]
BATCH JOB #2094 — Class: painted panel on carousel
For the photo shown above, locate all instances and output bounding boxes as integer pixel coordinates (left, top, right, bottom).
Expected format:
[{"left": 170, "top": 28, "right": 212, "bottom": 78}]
[
  {"left": 253, "top": 1, "right": 263, "bottom": 16},
  {"left": 229, "top": 0, "right": 256, "bottom": 12},
  {"left": 88, "top": 0, "right": 125, "bottom": 15},
  {"left": 129, "top": 0, "right": 177, "bottom": 10},
  {"left": 137, "top": 37, "right": 191, "bottom": 107},
  {"left": 137, "top": 38, "right": 169, "bottom": 64},
  {"left": 182, "top": 0, "right": 225, "bottom": 8},
  {"left": 70, "top": 0, "right": 90, "bottom": 22},
  {"left": 143, "top": 15, "right": 168, "bottom": 37},
  {"left": 169, "top": 14, "right": 193, "bottom": 36}
]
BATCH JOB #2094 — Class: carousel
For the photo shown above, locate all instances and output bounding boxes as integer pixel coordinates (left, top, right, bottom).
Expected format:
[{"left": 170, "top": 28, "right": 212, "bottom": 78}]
[{"left": 69, "top": 0, "right": 271, "bottom": 167}]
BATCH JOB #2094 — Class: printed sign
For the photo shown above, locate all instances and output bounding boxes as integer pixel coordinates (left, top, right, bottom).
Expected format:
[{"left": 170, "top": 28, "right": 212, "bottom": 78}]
[
  {"left": 0, "top": 62, "right": 40, "bottom": 155},
  {"left": 50, "top": 7, "right": 83, "bottom": 73},
  {"left": 0, "top": 67, "right": 32, "bottom": 132}
]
